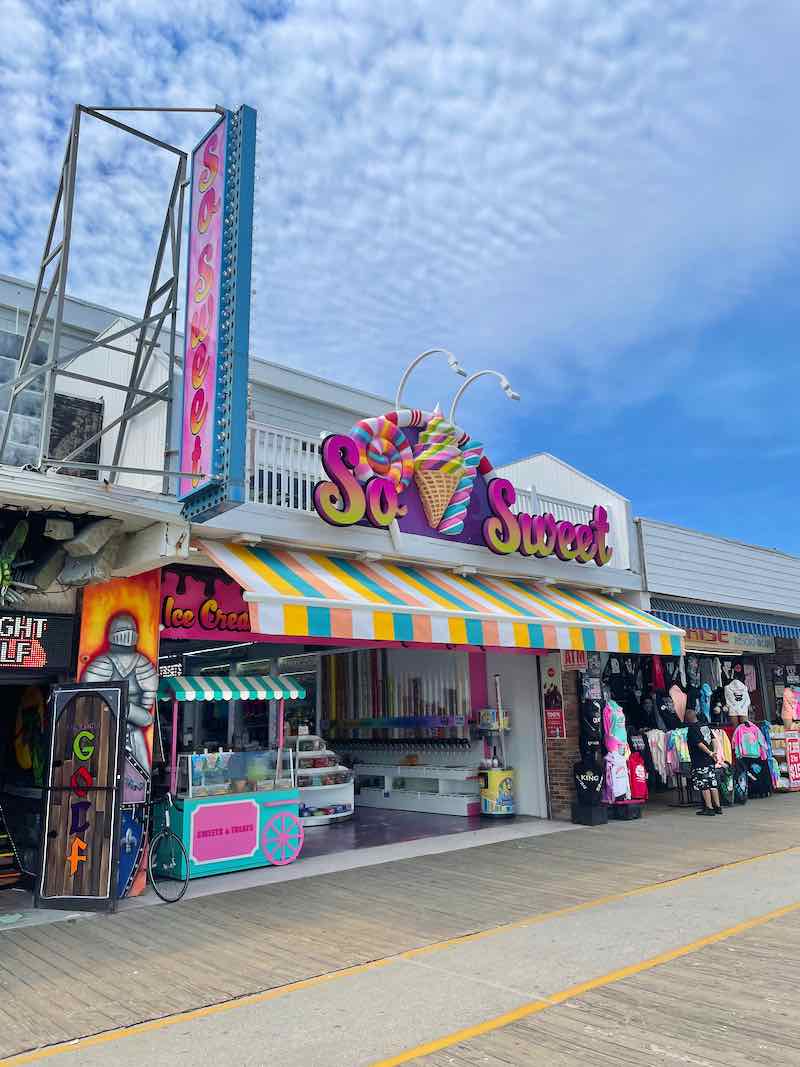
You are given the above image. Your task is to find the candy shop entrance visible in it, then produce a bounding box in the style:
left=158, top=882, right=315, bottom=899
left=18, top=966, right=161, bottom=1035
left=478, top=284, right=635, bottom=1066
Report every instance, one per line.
left=156, top=633, right=551, bottom=864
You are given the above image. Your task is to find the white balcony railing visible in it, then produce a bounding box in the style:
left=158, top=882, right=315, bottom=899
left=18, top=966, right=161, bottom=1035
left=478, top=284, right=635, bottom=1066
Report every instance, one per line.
left=245, top=421, right=595, bottom=526
left=246, top=422, right=321, bottom=512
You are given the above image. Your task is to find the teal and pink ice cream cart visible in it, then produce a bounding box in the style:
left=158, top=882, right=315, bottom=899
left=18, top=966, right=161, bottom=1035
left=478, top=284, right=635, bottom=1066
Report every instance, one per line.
left=155, top=673, right=306, bottom=878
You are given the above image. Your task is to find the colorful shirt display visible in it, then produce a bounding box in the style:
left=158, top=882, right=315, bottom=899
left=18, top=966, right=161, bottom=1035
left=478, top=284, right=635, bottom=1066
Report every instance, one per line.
left=725, top=680, right=751, bottom=720
left=628, top=752, right=648, bottom=801
left=732, top=722, right=767, bottom=760
left=603, top=751, right=631, bottom=802
left=669, top=684, right=687, bottom=722
left=645, top=729, right=667, bottom=783
left=602, top=700, right=629, bottom=757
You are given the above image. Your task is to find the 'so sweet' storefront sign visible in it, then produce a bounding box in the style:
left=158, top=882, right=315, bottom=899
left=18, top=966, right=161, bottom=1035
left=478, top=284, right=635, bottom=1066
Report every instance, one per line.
left=312, top=408, right=613, bottom=567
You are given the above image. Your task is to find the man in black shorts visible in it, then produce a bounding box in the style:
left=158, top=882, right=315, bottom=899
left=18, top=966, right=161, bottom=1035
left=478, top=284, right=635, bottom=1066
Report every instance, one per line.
left=686, top=708, right=722, bottom=815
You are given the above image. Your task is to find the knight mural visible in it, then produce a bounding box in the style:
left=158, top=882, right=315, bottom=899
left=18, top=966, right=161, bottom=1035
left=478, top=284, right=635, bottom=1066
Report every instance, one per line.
left=82, top=612, right=158, bottom=771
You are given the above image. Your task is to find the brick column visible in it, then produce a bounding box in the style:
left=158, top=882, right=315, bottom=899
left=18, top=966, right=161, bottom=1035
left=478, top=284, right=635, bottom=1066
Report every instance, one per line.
left=545, top=666, right=581, bottom=819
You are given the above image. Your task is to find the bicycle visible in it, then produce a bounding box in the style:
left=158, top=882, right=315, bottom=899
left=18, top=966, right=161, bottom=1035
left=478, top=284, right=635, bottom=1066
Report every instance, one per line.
left=147, top=787, right=190, bottom=904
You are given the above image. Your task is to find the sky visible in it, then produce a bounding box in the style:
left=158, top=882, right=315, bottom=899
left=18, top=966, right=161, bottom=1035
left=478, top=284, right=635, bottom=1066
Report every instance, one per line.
left=1, top=0, right=799, bottom=552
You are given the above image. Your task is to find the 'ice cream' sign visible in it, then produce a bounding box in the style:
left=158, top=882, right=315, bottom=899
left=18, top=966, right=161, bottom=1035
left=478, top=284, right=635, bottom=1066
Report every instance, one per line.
left=313, top=409, right=613, bottom=567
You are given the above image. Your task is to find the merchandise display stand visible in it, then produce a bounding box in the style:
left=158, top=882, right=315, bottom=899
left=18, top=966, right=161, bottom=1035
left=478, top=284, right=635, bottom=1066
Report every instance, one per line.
left=290, top=736, right=354, bottom=825
left=353, top=762, right=481, bottom=816
left=769, top=725, right=800, bottom=791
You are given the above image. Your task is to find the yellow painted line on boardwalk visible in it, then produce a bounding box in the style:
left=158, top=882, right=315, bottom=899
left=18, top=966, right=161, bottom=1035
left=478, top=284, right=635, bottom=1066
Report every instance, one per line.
left=2, top=843, right=799, bottom=1065
left=371, top=899, right=800, bottom=1066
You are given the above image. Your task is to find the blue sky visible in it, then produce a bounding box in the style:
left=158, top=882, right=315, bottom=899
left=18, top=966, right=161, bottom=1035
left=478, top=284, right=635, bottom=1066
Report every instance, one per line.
left=1, top=1, right=799, bottom=551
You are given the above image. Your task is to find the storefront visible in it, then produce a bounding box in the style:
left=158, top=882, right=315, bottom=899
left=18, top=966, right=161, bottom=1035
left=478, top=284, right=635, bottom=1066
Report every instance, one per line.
left=0, top=607, right=77, bottom=899
left=134, top=381, right=680, bottom=860
left=638, top=517, right=800, bottom=800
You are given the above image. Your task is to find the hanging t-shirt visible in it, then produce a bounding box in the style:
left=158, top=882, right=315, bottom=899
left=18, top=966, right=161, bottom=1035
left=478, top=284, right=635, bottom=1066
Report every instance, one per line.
left=580, top=700, right=603, bottom=742
left=743, top=663, right=758, bottom=693
left=732, top=722, right=766, bottom=759
left=783, top=687, right=800, bottom=725
left=712, top=728, right=732, bottom=765
left=710, top=686, right=726, bottom=725
left=700, top=656, right=722, bottom=690
left=657, top=695, right=681, bottom=731
left=720, top=660, right=736, bottom=686
left=645, top=729, right=667, bottom=783
left=628, top=752, right=648, bottom=802
left=573, top=759, right=604, bottom=806
left=602, top=657, right=628, bottom=703
left=629, top=731, right=656, bottom=778
left=686, top=655, right=701, bottom=688
left=699, top=683, right=712, bottom=721
left=669, top=684, right=688, bottom=723
left=725, top=680, right=751, bottom=720
left=603, top=700, right=629, bottom=756
left=651, top=655, right=666, bottom=693
left=603, top=751, right=630, bottom=802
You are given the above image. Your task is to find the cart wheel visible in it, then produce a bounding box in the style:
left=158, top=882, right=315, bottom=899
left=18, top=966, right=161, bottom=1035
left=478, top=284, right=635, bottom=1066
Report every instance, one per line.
left=261, top=812, right=304, bottom=866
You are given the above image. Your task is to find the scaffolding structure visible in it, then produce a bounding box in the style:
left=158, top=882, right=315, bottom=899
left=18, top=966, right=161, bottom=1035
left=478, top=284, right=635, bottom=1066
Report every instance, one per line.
left=0, top=104, right=222, bottom=492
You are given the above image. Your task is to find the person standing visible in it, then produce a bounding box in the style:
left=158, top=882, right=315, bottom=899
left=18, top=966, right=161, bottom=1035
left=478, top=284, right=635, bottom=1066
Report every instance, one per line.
left=686, top=708, right=723, bottom=815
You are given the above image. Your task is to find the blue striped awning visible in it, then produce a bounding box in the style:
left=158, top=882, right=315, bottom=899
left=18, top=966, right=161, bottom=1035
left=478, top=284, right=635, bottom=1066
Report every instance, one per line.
left=650, top=598, right=800, bottom=639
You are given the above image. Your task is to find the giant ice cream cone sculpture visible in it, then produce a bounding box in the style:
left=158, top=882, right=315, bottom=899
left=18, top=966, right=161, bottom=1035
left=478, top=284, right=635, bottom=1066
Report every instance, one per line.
left=413, top=414, right=465, bottom=530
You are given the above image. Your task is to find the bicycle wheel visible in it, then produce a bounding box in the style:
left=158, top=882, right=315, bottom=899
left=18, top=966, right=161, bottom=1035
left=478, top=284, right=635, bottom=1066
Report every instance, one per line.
left=148, top=829, right=190, bottom=903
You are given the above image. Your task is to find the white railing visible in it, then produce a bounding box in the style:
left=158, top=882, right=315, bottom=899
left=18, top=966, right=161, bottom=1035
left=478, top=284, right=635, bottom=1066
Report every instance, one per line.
left=245, top=421, right=595, bottom=525
left=246, top=422, right=321, bottom=512
left=537, top=492, right=594, bottom=526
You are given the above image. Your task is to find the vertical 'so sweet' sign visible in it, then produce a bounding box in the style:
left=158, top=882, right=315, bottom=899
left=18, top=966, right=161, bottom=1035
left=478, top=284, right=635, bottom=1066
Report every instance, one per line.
left=180, top=118, right=227, bottom=497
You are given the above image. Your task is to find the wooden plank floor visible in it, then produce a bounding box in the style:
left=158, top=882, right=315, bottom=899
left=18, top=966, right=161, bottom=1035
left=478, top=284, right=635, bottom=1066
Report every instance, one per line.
left=413, top=911, right=800, bottom=1066
left=0, top=796, right=797, bottom=1058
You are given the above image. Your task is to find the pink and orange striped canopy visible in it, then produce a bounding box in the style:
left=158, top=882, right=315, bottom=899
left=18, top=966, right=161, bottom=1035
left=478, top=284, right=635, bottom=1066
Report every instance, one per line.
left=199, top=541, right=683, bottom=655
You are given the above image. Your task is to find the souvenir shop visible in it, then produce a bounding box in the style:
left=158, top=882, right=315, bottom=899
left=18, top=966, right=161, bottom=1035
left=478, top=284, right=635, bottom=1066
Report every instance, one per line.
left=571, top=630, right=789, bottom=819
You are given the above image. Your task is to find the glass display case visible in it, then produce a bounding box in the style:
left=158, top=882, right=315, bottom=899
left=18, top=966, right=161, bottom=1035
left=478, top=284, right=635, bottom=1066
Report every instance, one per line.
left=177, top=749, right=295, bottom=798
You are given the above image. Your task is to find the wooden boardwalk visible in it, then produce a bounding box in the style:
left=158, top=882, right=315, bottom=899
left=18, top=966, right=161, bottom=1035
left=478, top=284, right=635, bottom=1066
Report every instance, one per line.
left=1, top=796, right=798, bottom=1059
left=413, top=910, right=800, bottom=1066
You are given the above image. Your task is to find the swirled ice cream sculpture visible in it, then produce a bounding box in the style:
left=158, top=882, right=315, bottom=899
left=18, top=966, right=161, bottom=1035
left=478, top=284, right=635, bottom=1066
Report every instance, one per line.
left=349, top=409, right=493, bottom=535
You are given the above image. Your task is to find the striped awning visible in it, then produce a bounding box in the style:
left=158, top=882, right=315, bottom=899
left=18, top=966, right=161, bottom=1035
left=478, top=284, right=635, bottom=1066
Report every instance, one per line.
left=200, top=542, right=683, bottom=655
left=158, top=674, right=306, bottom=702
left=650, top=597, right=800, bottom=639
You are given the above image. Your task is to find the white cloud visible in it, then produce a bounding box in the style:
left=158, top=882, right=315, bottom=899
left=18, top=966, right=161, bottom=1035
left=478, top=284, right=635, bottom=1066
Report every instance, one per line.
left=1, top=0, right=799, bottom=442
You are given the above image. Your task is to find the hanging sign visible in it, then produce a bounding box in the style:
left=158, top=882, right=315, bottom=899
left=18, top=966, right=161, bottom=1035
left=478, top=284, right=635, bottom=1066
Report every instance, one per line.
left=545, top=706, right=567, bottom=739
left=684, top=629, right=775, bottom=655
left=313, top=411, right=613, bottom=566
left=36, top=683, right=127, bottom=912
left=180, top=105, right=257, bottom=521
left=786, top=732, right=800, bottom=790
left=161, top=567, right=251, bottom=640
left=561, top=650, right=588, bottom=672
left=541, top=654, right=567, bottom=739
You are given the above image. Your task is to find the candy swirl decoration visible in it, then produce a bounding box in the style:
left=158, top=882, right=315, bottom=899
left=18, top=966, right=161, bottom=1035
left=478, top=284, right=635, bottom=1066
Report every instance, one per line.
left=438, top=436, right=485, bottom=536
left=349, top=410, right=426, bottom=493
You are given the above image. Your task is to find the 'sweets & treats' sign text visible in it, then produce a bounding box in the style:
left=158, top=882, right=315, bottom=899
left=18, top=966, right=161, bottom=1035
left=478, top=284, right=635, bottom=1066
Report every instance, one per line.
left=312, top=409, right=613, bottom=567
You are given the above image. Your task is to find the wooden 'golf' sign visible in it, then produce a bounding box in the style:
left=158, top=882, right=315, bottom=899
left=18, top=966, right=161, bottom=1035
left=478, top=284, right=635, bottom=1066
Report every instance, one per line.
left=37, top=683, right=127, bottom=912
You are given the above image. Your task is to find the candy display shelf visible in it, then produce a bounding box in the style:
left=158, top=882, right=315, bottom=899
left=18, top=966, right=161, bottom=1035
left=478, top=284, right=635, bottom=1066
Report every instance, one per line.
left=352, top=763, right=481, bottom=817
left=290, top=736, right=354, bottom=826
